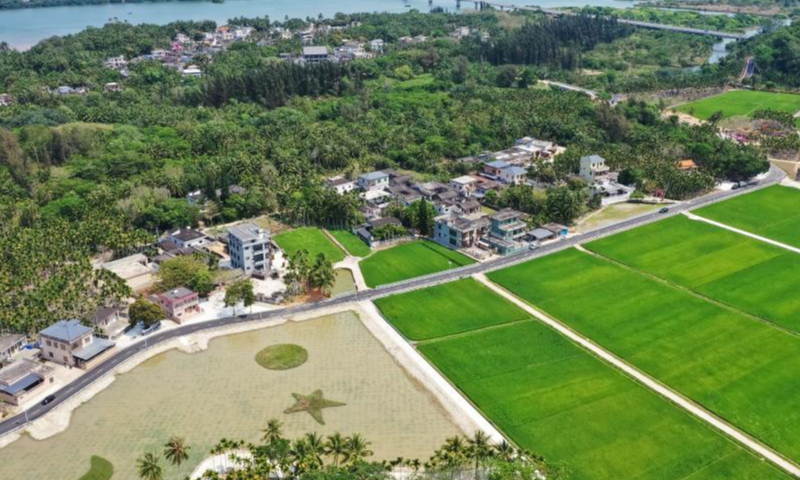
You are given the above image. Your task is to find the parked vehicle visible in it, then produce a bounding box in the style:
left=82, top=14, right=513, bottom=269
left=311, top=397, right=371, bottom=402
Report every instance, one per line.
left=41, top=395, right=56, bottom=405
left=659, top=207, right=669, bottom=214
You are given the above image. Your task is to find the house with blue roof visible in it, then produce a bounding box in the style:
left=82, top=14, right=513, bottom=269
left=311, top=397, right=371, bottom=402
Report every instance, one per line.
left=0, top=358, right=55, bottom=406
left=357, top=171, right=390, bottom=191
left=40, top=319, right=115, bottom=369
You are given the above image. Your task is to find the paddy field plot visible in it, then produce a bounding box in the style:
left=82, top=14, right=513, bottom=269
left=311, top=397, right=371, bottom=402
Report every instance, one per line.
left=329, top=229, right=371, bottom=257
left=488, top=248, right=800, bottom=465
left=676, top=90, right=800, bottom=120
left=417, top=316, right=787, bottom=480
left=374, top=278, right=529, bottom=341
left=360, top=241, right=474, bottom=287
left=694, top=185, right=800, bottom=249
left=586, top=214, right=800, bottom=333
left=274, top=227, right=345, bottom=262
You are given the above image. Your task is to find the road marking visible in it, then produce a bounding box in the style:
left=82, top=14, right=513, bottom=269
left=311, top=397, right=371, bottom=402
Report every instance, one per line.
left=684, top=211, right=800, bottom=255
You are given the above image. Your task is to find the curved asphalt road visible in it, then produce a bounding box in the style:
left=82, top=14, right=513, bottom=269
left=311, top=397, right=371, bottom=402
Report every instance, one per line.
left=0, top=167, right=784, bottom=437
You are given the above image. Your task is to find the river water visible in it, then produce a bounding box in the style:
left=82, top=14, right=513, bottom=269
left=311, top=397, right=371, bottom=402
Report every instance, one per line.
left=0, top=0, right=636, bottom=49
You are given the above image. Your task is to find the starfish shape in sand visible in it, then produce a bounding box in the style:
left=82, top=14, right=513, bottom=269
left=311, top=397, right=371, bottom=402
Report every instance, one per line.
left=283, top=390, right=345, bottom=425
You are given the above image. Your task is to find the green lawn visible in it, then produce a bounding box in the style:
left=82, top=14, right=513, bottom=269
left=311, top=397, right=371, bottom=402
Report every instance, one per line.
left=375, top=278, right=529, bottom=341
left=420, top=322, right=787, bottom=480
left=676, top=90, right=800, bottom=120
left=78, top=456, right=113, bottom=480
left=695, top=185, right=800, bottom=249
left=329, top=229, right=371, bottom=257
left=586, top=215, right=800, bottom=333
left=359, top=241, right=474, bottom=287
left=274, top=227, right=345, bottom=263
left=488, top=248, right=800, bottom=465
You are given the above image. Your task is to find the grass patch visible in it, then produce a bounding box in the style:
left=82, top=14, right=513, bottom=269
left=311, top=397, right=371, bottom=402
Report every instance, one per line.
left=586, top=215, right=800, bottom=333
left=359, top=241, right=474, bottom=287
left=329, top=230, right=371, bottom=257
left=78, top=456, right=113, bottom=480
left=420, top=321, right=787, bottom=480
left=274, top=227, right=345, bottom=263
left=375, top=278, right=528, bottom=341
left=676, top=90, right=800, bottom=120
left=695, top=185, right=800, bottom=249
left=488, top=248, right=800, bottom=465
left=256, top=344, right=308, bottom=370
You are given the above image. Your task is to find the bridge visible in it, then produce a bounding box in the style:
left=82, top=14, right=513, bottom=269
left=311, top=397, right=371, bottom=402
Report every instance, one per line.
left=451, top=1, right=747, bottom=40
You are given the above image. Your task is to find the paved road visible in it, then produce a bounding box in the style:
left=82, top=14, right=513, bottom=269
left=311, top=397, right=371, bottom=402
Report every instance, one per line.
left=0, top=167, right=784, bottom=437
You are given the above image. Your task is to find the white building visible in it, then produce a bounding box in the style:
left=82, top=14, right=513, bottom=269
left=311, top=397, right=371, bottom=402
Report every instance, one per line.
left=498, top=166, right=528, bottom=185
left=370, top=39, right=384, bottom=53
left=181, top=66, right=203, bottom=78
left=357, top=171, right=390, bottom=191
left=228, top=222, right=272, bottom=273
left=449, top=175, right=478, bottom=195
left=302, top=46, right=331, bottom=63
left=105, top=55, right=127, bottom=69
left=327, top=176, right=356, bottom=195
left=579, top=155, right=610, bottom=184
left=167, top=228, right=209, bottom=249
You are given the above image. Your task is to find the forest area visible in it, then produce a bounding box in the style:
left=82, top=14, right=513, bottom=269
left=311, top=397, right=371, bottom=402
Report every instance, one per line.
left=0, top=9, right=775, bottom=334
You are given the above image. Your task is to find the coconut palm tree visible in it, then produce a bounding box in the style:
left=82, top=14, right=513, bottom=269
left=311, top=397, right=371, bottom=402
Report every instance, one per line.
left=137, top=452, right=163, bottom=480
left=343, top=433, right=373, bottom=466
left=304, top=432, right=326, bottom=468
left=262, top=418, right=284, bottom=445
left=468, top=431, right=494, bottom=474
left=494, top=440, right=516, bottom=462
left=163, top=436, right=191, bottom=475
left=325, top=432, right=347, bottom=467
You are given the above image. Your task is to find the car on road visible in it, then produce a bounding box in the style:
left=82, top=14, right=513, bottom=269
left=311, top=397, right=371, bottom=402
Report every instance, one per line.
left=41, top=394, right=55, bottom=405
left=659, top=207, right=669, bottom=214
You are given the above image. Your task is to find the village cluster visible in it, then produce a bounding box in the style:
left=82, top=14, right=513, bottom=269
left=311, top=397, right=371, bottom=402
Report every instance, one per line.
left=332, top=137, right=636, bottom=256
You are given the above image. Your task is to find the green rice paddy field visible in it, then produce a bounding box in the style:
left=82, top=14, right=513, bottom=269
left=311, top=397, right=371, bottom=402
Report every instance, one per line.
left=695, top=185, right=800, bottom=249
left=360, top=241, right=474, bottom=287
left=274, top=227, right=345, bottom=263
left=488, top=248, right=800, bottom=465
left=379, top=281, right=787, bottom=480
left=329, top=229, right=371, bottom=257
left=586, top=215, right=800, bottom=333
left=676, top=90, right=800, bottom=120
left=374, top=278, right=528, bottom=341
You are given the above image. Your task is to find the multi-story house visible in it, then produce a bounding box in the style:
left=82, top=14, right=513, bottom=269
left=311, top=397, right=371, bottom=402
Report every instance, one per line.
left=357, top=171, right=390, bottom=191
left=579, top=155, right=610, bottom=184
left=39, top=319, right=115, bottom=369
left=150, top=287, right=200, bottom=323
left=228, top=222, right=272, bottom=273
left=302, top=46, right=331, bottom=63
left=485, top=209, right=529, bottom=256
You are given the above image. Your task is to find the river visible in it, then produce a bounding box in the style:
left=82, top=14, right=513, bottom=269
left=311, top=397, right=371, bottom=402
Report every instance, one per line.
left=0, top=0, right=637, bottom=50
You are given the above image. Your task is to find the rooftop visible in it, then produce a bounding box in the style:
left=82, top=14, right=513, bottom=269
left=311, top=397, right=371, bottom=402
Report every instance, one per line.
left=451, top=175, right=477, bottom=185
left=169, top=228, right=206, bottom=243
left=40, top=319, right=92, bottom=343
left=73, top=338, right=115, bottom=362
left=486, top=160, right=510, bottom=169
left=503, top=166, right=528, bottom=175
left=491, top=209, right=523, bottom=222
left=327, top=177, right=353, bottom=187
left=0, top=333, right=25, bottom=354
left=581, top=154, right=606, bottom=164
left=303, top=46, right=330, bottom=56
left=161, top=287, right=197, bottom=301
left=228, top=222, right=270, bottom=242
left=360, top=171, right=389, bottom=182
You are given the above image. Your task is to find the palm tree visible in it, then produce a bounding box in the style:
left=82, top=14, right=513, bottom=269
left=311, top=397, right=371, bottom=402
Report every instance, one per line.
left=304, top=432, right=326, bottom=468
left=343, top=433, right=373, bottom=466
left=163, top=436, right=191, bottom=475
left=468, top=431, right=494, bottom=474
left=325, top=432, right=347, bottom=467
left=494, top=440, right=515, bottom=462
left=137, top=452, right=163, bottom=480
left=262, top=418, right=284, bottom=445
